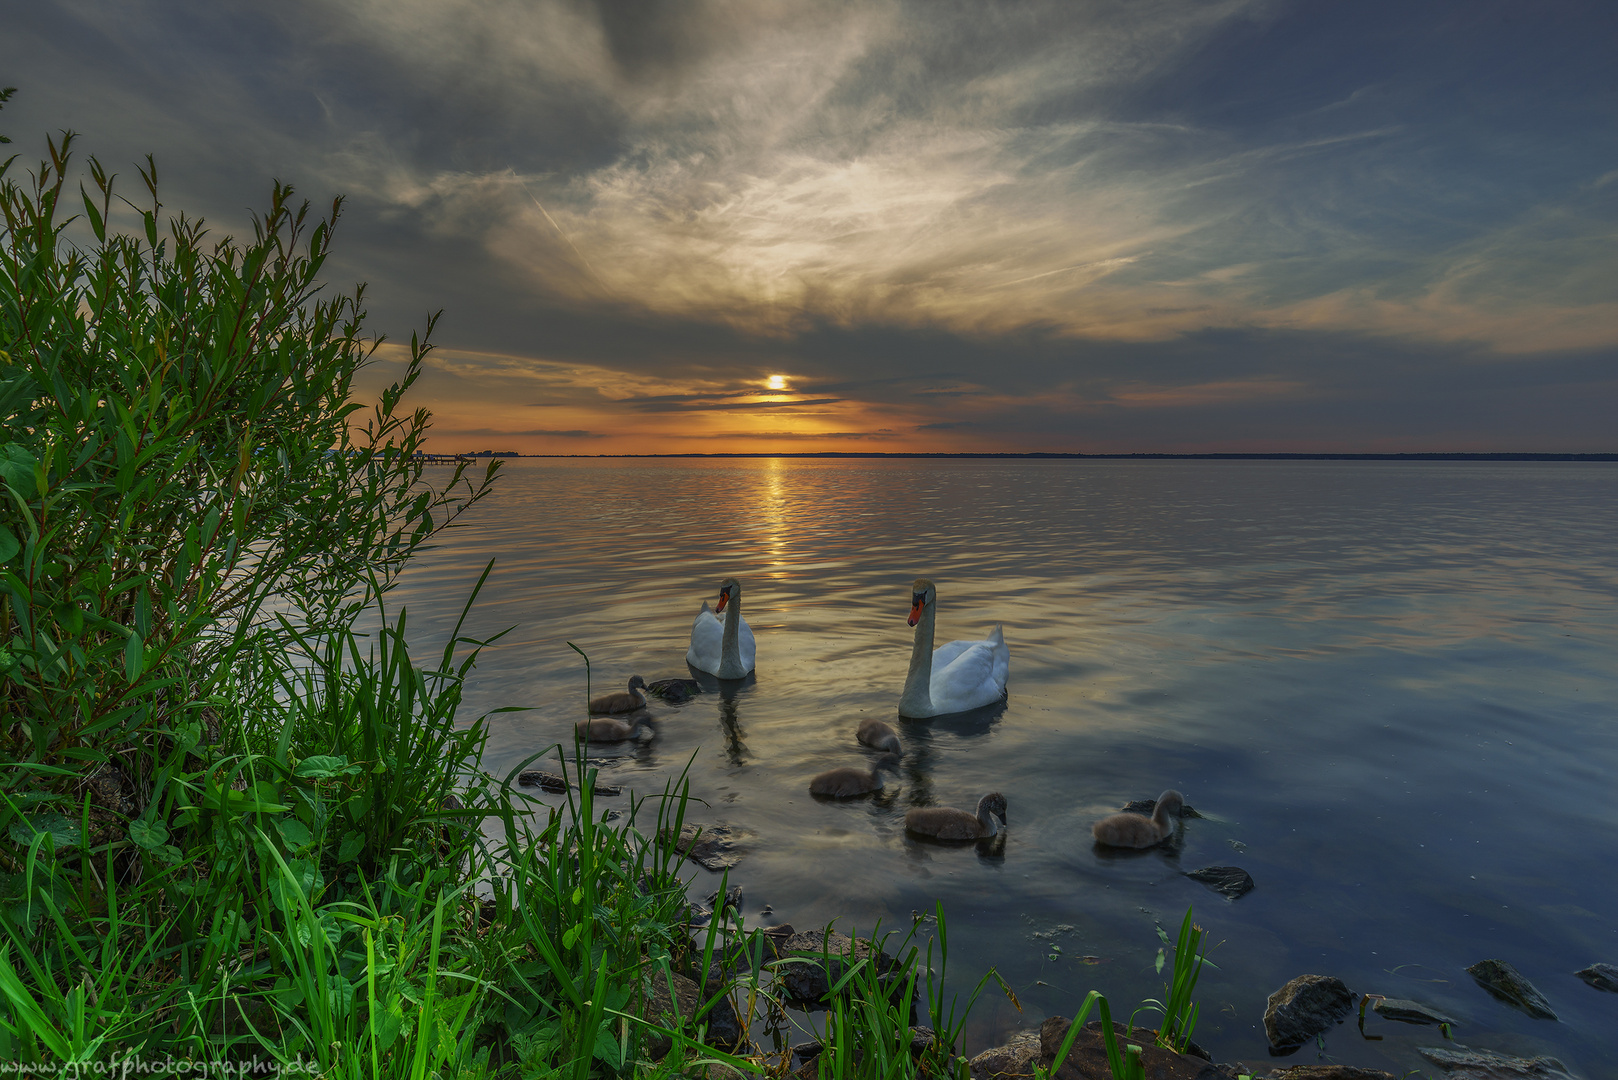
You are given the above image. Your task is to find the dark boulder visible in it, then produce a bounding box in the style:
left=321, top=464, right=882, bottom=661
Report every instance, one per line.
left=1036, top=1017, right=1229, bottom=1080
left=516, top=770, right=621, bottom=796
left=1574, top=961, right=1618, bottom=992
left=969, top=1029, right=1042, bottom=1080
left=1369, top=997, right=1456, bottom=1026
left=1418, top=1045, right=1578, bottom=1079
left=640, top=969, right=743, bottom=1061
left=1266, top=1068, right=1399, bottom=1079
left=1465, top=959, right=1557, bottom=1020
left=1122, top=797, right=1201, bottom=819
left=1184, top=866, right=1254, bottom=900
left=664, top=823, right=747, bottom=870
left=775, top=929, right=896, bottom=1003
left=1263, top=974, right=1354, bottom=1051
left=648, top=678, right=702, bottom=704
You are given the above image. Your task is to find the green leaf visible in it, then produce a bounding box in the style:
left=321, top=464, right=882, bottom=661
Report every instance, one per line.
left=374, top=1000, right=405, bottom=1049
left=128, top=818, right=169, bottom=850
left=276, top=818, right=312, bottom=849
left=8, top=813, right=82, bottom=849
left=292, top=754, right=352, bottom=779
left=1154, top=948, right=1166, bottom=975
left=561, top=924, right=580, bottom=950
left=337, top=830, right=365, bottom=863
left=0, top=524, right=17, bottom=563
left=123, top=628, right=144, bottom=683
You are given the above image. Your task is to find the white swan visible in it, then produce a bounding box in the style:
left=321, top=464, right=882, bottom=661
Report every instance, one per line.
left=686, top=577, right=756, bottom=679
left=898, top=578, right=1008, bottom=718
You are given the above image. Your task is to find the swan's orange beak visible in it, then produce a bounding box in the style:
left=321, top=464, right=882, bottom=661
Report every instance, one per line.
left=908, top=598, right=923, bottom=626
left=715, top=591, right=730, bottom=614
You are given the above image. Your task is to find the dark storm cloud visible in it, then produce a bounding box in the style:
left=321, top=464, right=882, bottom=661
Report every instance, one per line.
left=3, top=0, right=1615, bottom=450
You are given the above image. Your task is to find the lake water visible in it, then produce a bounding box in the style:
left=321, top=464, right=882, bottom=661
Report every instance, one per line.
left=387, top=457, right=1618, bottom=1073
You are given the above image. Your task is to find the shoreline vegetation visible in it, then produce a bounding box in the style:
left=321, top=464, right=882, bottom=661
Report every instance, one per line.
left=0, top=103, right=1232, bottom=1080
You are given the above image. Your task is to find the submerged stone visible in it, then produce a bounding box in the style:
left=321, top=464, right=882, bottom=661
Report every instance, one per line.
left=1370, top=996, right=1457, bottom=1026
left=664, top=822, right=747, bottom=870
left=1264, top=974, right=1354, bottom=1051
left=1036, top=1017, right=1226, bottom=1080
left=1418, top=1045, right=1578, bottom=1079
left=1574, top=961, right=1618, bottom=992
left=515, top=769, right=621, bottom=795
left=639, top=969, right=743, bottom=1060
left=776, top=929, right=895, bottom=1003
left=1121, top=797, right=1201, bottom=818
left=647, top=677, right=702, bottom=703
left=1465, top=959, right=1557, bottom=1020
left=1184, top=865, right=1254, bottom=900
left=969, top=1029, right=1042, bottom=1080
left=1267, top=1069, right=1399, bottom=1080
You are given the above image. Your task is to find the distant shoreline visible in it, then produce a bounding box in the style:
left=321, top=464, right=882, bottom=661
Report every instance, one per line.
left=447, top=451, right=1618, bottom=461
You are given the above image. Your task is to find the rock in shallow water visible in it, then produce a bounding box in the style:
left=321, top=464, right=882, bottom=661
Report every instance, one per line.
left=1465, top=959, right=1557, bottom=1020
left=1574, top=961, right=1618, bottom=992
left=1265, top=1069, right=1397, bottom=1079
left=969, top=1029, right=1042, bottom=1080
left=1036, top=1017, right=1225, bottom=1080
left=1370, top=996, right=1457, bottom=1026
left=647, top=677, right=701, bottom=703
left=516, top=769, right=621, bottom=795
left=776, top=929, right=896, bottom=1003
left=1264, top=974, right=1354, bottom=1051
left=1184, top=865, right=1254, bottom=900
left=663, top=823, right=747, bottom=870
left=1121, top=797, right=1201, bottom=818
left=639, top=969, right=742, bottom=1060
left=1418, top=1045, right=1578, bottom=1079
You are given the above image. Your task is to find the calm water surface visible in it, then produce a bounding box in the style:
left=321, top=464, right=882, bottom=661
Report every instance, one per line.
left=388, top=458, right=1618, bottom=1073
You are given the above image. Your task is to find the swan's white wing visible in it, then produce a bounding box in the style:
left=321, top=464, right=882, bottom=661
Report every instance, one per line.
left=931, top=638, right=976, bottom=670
left=987, top=624, right=1009, bottom=687
left=733, top=612, right=757, bottom=673
left=686, top=602, right=724, bottom=672
left=930, top=640, right=1004, bottom=712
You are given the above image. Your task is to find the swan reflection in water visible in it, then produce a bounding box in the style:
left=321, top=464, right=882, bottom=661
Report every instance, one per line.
left=686, top=667, right=757, bottom=766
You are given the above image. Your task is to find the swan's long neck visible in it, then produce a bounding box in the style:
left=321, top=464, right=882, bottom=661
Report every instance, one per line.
left=899, top=601, right=936, bottom=715
left=977, top=799, right=1000, bottom=837
left=718, top=592, right=745, bottom=678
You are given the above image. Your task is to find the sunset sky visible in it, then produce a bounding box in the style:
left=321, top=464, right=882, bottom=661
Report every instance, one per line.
left=4, top=1, right=1616, bottom=453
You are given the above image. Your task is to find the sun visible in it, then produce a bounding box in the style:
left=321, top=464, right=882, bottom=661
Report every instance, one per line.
left=766, top=375, right=787, bottom=391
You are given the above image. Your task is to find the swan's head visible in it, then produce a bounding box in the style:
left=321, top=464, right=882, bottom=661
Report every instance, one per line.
left=979, top=791, right=1008, bottom=825
left=1155, top=789, right=1184, bottom=820
left=715, top=577, right=741, bottom=613
left=908, top=578, right=936, bottom=626
left=628, top=675, right=647, bottom=691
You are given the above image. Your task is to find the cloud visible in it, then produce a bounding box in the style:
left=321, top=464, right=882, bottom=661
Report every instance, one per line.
left=5, top=0, right=1616, bottom=452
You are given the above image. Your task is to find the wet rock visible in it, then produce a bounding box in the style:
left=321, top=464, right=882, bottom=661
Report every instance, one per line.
left=1264, top=974, right=1354, bottom=1051
left=705, top=884, right=744, bottom=915
left=647, top=678, right=702, bottom=704
left=1037, top=1017, right=1227, bottom=1080
left=776, top=929, right=896, bottom=1003
left=792, top=1028, right=936, bottom=1077
left=1184, top=866, right=1254, bottom=900
left=516, top=770, right=622, bottom=796
left=1465, top=959, right=1557, bottom=1020
left=969, top=1029, right=1042, bottom=1080
left=640, top=969, right=743, bottom=1060
left=1122, top=797, right=1201, bottom=819
left=1265, top=1068, right=1398, bottom=1080
left=664, top=823, right=747, bottom=870
left=1418, top=1045, right=1579, bottom=1079
left=1574, top=962, right=1618, bottom=992
left=1368, top=996, right=1456, bottom=1026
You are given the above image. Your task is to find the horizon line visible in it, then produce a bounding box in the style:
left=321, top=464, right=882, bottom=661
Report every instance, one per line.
left=433, top=451, right=1618, bottom=461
